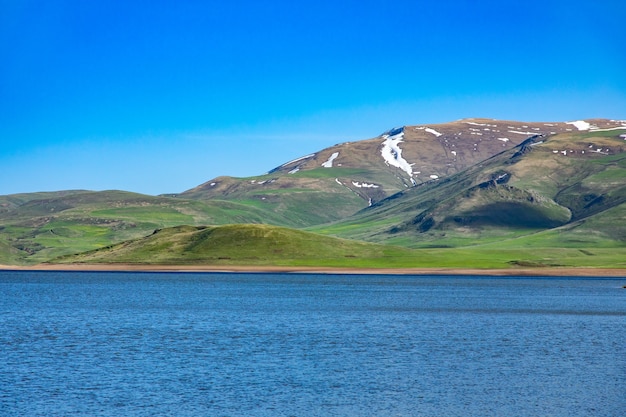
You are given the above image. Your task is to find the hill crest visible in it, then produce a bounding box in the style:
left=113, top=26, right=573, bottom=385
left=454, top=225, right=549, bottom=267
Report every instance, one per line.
left=1, top=117, right=624, bottom=266
left=177, top=118, right=626, bottom=225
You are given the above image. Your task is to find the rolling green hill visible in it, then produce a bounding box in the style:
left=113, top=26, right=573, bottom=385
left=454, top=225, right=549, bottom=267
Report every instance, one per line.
left=2, top=118, right=625, bottom=268
left=51, top=224, right=420, bottom=268
left=312, top=129, right=626, bottom=251
left=52, top=223, right=626, bottom=269
left=0, top=190, right=292, bottom=264
left=176, top=119, right=623, bottom=225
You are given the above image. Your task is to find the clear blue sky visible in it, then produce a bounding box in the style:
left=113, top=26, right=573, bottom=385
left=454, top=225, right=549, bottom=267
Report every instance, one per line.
left=1, top=0, right=624, bottom=195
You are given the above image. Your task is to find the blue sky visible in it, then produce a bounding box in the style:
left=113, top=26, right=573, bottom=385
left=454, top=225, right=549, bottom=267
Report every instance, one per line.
left=1, top=0, right=624, bottom=195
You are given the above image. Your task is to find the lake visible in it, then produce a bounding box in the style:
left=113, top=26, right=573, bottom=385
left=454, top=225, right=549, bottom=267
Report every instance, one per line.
left=1, top=271, right=624, bottom=416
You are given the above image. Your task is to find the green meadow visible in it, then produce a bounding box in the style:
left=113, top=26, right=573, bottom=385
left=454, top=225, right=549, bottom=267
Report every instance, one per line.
left=2, top=128, right=625, bottom=270
left=52, top=224, right=626, bottom=270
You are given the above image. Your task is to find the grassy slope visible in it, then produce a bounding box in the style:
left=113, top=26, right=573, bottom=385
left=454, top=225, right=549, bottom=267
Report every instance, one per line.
left=176, top=119, right=571, bottom=225
left=311, top=130, right=626, bottom=252
left=177, top=168, right=374, bottom=226
left=0, top=190, right=89, bottom=211
left=52, top=224, right=419, bottom=267
left=0, top=239, right=20, bottom=265
left=52, top=223, right=626, bottom=269
left=3, top=127, right=625, bottom=270
left=0, top=190, right=299, bottom=265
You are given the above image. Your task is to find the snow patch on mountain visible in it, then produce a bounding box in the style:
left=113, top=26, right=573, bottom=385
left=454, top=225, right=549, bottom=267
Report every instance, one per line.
left=321, top=152, right=339, bottom=168
left=281, top=154, right=315, bottom=167
left=381, top=129, right=415, bottom=180
left=466, top=121, right=498, bottom=127
left=567, top=120, right=591, bottom=131
left=352, top=181, right=379, bottom=188
left=508, top=130, right=536, bottom=135
left=416, top=126, right=443, bottom=137
left=425, top=128, right=442, bottom=137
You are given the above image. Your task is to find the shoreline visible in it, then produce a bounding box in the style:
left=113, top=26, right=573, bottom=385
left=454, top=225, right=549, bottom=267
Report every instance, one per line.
left=1, top=263, right=624, bottom=277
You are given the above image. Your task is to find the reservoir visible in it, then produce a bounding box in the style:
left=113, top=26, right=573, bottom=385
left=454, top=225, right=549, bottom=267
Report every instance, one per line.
left=1, top=271, right=624, bottom=416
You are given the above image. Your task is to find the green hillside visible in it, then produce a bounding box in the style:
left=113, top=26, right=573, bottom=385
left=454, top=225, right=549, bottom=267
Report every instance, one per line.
left=52, top=223, right=626, bottom=269
left=312, top=129, right=626, bottom=250
left=176, top=119, right=608, bottom=226
left=0, top=190, right=291, bottom=265
left=173, top=169, right=368, bottom=227
left=2, top=119, right=625, bottom=269
left=52, top=224, right=419, bottom=268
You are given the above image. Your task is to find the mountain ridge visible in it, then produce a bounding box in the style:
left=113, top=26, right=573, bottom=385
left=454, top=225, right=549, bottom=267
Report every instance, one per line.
left=1, top=117, right=624, bottom=267
left=178, top=118, right=625, bottom=214
left=311, top=127, right=625, bottom=250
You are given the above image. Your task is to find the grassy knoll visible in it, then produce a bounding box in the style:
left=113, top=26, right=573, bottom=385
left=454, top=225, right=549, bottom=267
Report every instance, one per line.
left=53, top=224, right=417, bottom=266
left=4, top=127, right=625, bottom=269
left=0, top=239, right=20, bottom=265
left=0, top=190, right=305, bottom=265
left=51, top=224, right=626, bottom=270
left=179, top=170, right=374, bottom=226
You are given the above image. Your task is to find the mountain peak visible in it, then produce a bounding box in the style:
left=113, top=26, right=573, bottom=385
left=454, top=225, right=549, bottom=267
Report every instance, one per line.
left=181, top=118, right=626, bottom=211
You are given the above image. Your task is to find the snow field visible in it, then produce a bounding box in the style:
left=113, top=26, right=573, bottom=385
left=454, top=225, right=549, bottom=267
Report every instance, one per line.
left=321, top=152, right=339, bottom=168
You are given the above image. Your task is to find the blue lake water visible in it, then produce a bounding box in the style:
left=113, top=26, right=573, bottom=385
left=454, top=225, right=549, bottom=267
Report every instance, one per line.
left=1, top=271, right=624, bottom=416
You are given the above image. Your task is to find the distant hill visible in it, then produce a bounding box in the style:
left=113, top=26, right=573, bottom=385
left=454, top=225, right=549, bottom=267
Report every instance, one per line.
left=312, top=128, right=626, bottom=250
left=1, top=117, right=625, bottom=267
left=51, top=224, right=418, bottom=268
left=0, top=190, right=289, bottom=264
left=176, top=118, right=625, bottom=225
left=52, top=223, right=626, bottom=270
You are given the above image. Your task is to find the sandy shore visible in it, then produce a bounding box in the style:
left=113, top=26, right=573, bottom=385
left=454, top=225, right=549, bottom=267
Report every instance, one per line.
left=0, top=263, right=624, bottom=277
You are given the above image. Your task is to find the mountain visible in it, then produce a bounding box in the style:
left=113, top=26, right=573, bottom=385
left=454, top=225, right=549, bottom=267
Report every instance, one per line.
left=312, top=127, right=626, bottom=250
left=1, top=117, right=625, bottom=267
left=175, top=118, right=625, bottom=226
